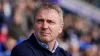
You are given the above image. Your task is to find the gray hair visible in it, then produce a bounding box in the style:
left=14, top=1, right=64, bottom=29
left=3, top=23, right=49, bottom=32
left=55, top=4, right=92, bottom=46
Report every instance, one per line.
left=34, top=2, right=64, bottom=24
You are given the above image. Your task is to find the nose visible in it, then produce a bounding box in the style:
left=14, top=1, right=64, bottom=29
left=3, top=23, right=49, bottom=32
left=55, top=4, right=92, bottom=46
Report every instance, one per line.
left=42, top=21, right=48, bottom=29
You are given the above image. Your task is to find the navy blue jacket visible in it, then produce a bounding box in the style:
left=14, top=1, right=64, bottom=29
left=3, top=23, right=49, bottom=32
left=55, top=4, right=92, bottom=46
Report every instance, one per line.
left=11, top=34, right=71, bottom=56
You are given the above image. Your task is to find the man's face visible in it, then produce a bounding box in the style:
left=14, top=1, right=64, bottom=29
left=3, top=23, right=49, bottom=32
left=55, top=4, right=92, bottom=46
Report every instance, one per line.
left=34, top=8, right=63, bottom=43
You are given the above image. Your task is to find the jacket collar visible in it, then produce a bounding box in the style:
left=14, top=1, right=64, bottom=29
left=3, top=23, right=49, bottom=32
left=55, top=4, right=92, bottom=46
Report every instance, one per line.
left=28, top=33, right=59, bottom=53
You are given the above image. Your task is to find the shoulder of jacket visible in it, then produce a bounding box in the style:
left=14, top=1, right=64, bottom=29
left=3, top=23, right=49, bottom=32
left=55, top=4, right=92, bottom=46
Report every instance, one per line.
left=11, top=40, right=35, bottom=56
left=58, top=47, right=72, bottom=56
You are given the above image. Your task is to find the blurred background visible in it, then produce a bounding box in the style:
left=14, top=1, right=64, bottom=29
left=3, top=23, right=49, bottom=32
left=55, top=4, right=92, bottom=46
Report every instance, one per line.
left=0, top=0, right=100, bottom=56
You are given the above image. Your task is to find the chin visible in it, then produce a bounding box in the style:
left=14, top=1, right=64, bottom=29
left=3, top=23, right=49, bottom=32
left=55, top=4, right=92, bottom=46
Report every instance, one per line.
left=39, top=36, right=52, bottom=43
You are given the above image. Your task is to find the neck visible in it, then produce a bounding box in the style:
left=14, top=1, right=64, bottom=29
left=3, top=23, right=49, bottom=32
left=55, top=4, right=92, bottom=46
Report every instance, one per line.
left=33, top=33, right=56, bottom=52
left=45, top=40, right=55, bottom=52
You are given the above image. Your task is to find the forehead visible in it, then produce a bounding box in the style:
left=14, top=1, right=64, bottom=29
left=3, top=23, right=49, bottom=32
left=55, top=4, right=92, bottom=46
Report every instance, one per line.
left=35, top=8, right=60, bottom=19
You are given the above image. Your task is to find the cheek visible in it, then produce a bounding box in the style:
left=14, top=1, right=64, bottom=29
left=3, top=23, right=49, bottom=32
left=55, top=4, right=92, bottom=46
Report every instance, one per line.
left=34, top=24, right=42, bottom=31
left=55, top=25, right=62, bottom=32
left=51, top=26, right=61, bottom=35
left=51, top=29, right=60, bottom=39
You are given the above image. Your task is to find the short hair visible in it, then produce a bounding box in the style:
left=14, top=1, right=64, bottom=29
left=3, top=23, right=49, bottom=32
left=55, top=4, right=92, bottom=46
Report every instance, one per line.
left=34, top=2, right=64, bottom=24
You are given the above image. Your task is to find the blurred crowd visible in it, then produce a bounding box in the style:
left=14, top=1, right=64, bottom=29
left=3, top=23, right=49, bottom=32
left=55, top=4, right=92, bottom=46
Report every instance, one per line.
left=0, top=0, right=100, bottom=56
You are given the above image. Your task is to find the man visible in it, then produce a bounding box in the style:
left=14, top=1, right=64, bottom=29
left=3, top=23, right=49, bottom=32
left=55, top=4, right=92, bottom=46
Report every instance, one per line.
left=11, top=3, right=72, bottom=56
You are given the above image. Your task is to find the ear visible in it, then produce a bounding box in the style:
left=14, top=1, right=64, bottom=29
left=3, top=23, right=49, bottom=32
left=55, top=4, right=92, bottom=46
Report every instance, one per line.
left=59, top=24, right=64, bottom=33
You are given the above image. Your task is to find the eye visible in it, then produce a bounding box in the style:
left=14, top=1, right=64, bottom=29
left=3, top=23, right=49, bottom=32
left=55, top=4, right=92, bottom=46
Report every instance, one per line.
left=36, top=19, right=44, bottom=23
left=47, top=20, right=55, bottom=24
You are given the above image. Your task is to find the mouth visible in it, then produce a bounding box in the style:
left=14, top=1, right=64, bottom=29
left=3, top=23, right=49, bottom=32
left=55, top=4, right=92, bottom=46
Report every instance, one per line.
left=40, top=32, right=50, bottom=36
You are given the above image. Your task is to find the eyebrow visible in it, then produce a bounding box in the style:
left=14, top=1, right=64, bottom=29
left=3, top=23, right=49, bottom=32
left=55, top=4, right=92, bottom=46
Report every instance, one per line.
left=35, top=18, right=56, bottom=23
